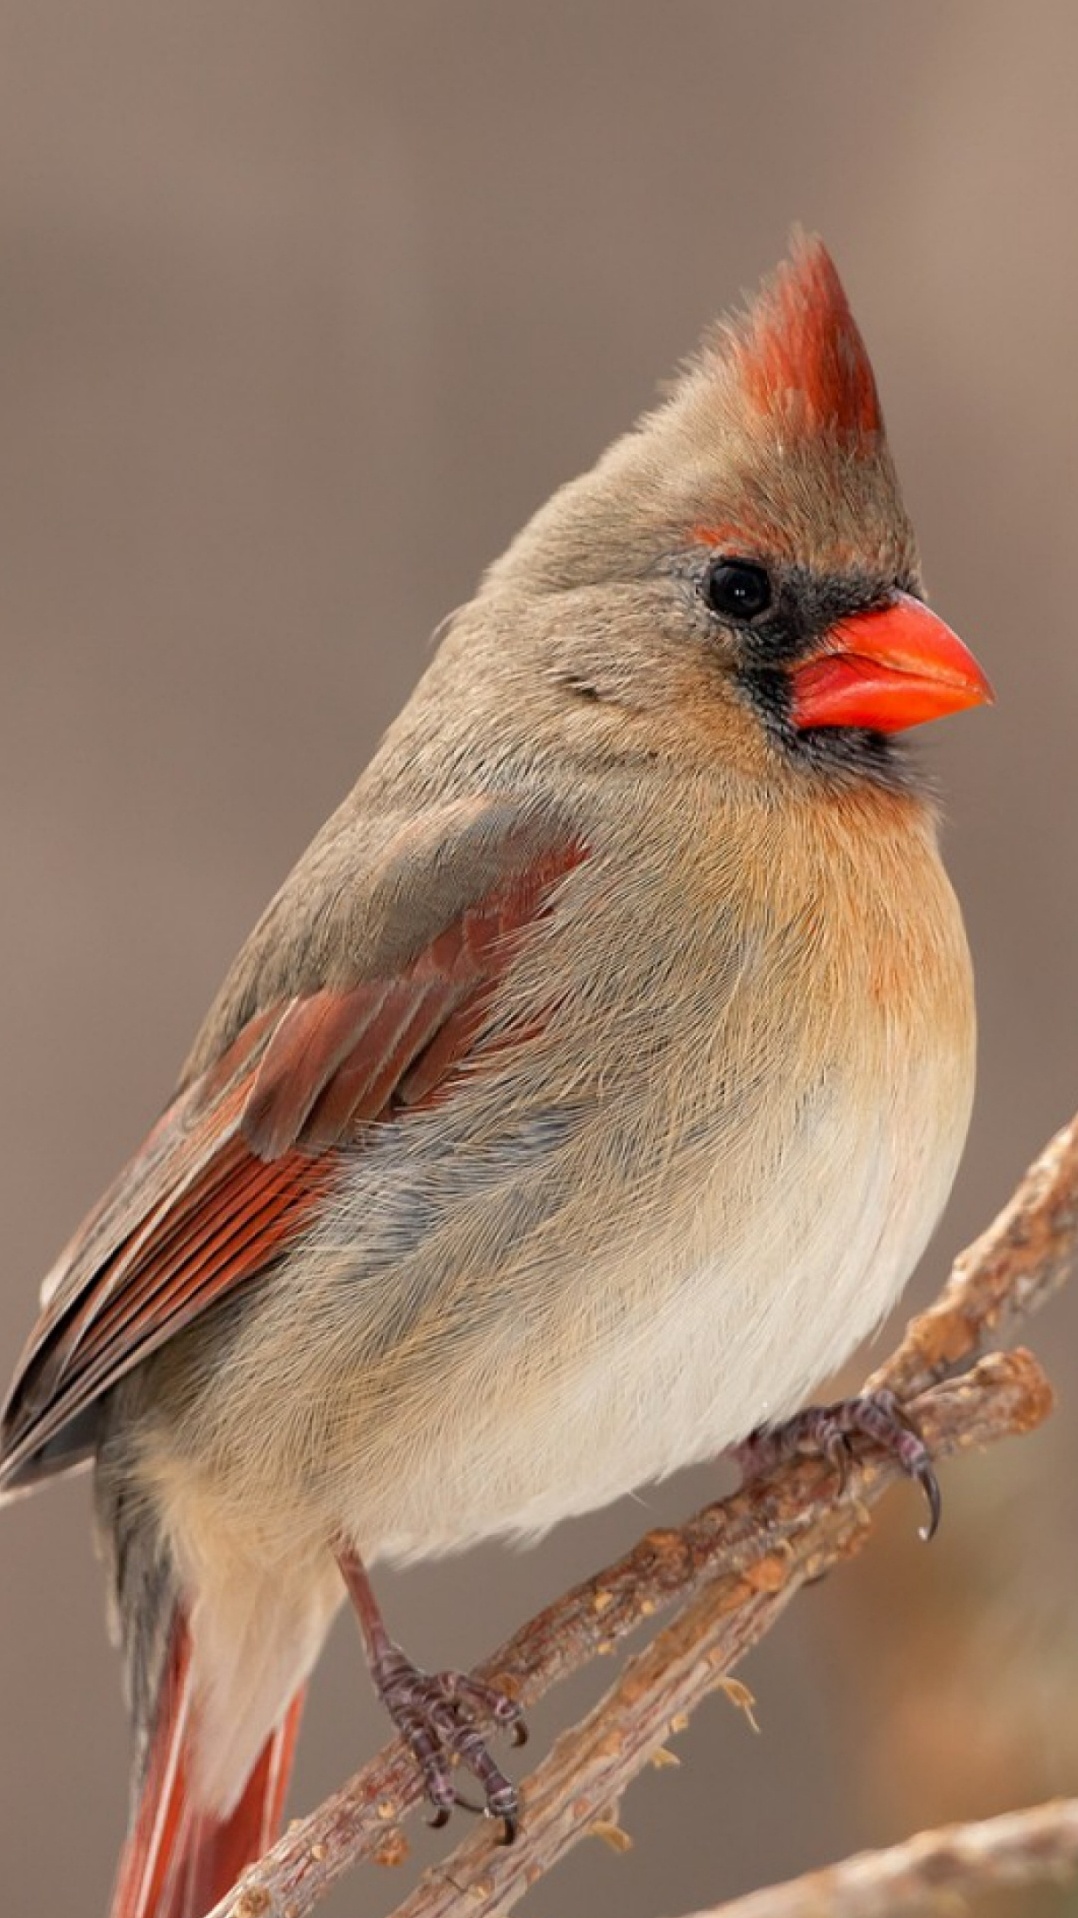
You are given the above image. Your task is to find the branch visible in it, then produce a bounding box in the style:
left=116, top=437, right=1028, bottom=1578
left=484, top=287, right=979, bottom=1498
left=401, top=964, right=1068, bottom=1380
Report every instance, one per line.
left=383, top=1354, right=1048, bottom=1918
left=868, top=1109, right=1078, bottom=1400
left=682, top=1797, right=1078, bottom=1918
left=211, top=1111, right=1078, bottom=1918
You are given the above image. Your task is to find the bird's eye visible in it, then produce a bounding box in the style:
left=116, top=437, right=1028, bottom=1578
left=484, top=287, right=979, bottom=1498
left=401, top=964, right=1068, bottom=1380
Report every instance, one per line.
left=701, top=559, right=773, bottom=622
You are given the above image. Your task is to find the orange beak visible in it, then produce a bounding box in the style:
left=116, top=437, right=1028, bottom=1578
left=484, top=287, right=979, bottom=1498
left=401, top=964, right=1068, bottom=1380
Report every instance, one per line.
left=790, top=592, right=994, bottom=733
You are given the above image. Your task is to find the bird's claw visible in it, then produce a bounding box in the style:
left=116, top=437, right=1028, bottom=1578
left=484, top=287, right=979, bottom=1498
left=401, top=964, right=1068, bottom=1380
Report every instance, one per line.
left=370, top=1645, right=526, bottom=1840
left=735, top=1387, right=941, bottom=1539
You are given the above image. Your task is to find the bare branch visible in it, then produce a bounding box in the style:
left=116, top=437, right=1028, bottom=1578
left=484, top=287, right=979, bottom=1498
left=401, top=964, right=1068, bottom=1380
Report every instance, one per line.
left=384, top=1353, right=1049, bottom=1918
left=210, top=1111, right=1077, bottom=1918
left=872, top=1109, right=1078, bottom=1401
left=681, top=1797, right=1078, bottom=1918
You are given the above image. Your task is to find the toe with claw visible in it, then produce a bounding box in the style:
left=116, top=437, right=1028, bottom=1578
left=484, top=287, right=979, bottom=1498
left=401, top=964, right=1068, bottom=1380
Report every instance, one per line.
left=735, top=1388, right=941, bottom=1539
left=372, top=1645, right=527, bottom=1839
left=337, top=1544, right=528, bottom=1840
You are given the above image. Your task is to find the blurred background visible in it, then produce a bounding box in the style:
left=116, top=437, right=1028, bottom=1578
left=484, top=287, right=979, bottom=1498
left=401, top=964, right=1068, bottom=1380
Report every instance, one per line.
left=1, top=3, right=1076, bottom=1913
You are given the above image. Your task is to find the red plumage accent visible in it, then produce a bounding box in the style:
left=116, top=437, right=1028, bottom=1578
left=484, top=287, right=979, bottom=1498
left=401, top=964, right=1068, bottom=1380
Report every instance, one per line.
left=730, top=234, right=882, bottom=445
left=0, top=837, right=585, bottom=1491
left=56, top=1134, right=336, bottom=1380
left=0, top=1105, right=343, bottom=1485
left=243, top=841, right=586, bottom=1154
left=109, top=1615, right=305, bottom=1918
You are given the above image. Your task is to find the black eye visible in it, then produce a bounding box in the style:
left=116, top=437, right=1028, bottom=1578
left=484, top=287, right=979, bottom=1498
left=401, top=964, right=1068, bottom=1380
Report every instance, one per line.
left=702, top=559, right=773, bottom=622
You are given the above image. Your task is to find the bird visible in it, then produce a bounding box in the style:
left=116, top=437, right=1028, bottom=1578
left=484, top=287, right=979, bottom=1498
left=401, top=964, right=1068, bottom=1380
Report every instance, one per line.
left=0, top=235, right=992, bottom=1918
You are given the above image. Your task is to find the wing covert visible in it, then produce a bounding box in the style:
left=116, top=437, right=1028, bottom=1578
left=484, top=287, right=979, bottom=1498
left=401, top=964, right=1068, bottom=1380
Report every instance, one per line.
left=0, top=826, right=585, bottom=1493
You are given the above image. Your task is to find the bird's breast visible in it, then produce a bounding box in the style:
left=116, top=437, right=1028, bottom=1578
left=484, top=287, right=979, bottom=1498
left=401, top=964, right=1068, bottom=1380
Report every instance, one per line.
left=153, top=783, right=976, bottom=1567
left=337, top=789, right=976, bottom=1556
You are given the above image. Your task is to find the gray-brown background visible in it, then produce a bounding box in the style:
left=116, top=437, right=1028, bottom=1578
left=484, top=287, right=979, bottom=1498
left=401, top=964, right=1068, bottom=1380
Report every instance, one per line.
left=2, top=4, right=1076, bottom=1914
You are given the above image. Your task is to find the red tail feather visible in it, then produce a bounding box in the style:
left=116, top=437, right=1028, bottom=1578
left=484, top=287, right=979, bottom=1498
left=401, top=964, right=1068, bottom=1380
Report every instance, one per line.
left=110, top=1616, right=304, bottom=1918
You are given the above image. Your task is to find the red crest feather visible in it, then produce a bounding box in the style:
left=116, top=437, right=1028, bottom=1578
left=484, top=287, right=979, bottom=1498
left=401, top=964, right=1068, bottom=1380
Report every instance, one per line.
left=728, top=235, right=883, bottom=446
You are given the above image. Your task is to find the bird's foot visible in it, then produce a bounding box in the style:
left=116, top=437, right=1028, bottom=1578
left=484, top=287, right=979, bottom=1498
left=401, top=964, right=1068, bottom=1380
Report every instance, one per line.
left=734, top=1388, right=941, bottom=1540
left=370, top=1640, right=528, bottom=1840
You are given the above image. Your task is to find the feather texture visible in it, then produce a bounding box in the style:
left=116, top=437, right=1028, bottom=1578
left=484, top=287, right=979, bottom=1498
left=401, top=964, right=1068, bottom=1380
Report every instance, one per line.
left=0, top=835, right=584, bottom=1492
left=0, top=238, right=986, bottom=1914
left=108, top=1611, right=304, bottom=1918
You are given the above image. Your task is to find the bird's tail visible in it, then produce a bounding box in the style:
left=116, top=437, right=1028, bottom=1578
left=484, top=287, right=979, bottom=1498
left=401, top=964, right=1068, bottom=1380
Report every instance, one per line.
left=109, top=1610, right=305, bottom=1918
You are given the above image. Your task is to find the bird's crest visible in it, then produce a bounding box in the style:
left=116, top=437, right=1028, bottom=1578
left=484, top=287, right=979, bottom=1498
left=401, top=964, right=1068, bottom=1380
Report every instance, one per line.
left=723, top=234, right=883, bottom=449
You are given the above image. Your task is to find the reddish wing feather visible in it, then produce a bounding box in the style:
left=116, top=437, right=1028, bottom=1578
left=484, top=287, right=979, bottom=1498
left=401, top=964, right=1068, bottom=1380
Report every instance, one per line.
left=241, top=841, right=584, bottom=1156
left=0, top=840, right=584, bottom=1491
left=0, top=1104, right=341, bottom=1488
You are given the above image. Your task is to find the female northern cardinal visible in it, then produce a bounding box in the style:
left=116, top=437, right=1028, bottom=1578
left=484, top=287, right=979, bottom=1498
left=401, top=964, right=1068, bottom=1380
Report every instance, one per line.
left=0, top=237, right=991, bottom=1917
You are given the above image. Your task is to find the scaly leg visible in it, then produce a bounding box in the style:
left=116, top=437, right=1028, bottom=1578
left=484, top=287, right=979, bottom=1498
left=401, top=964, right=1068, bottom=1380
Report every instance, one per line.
left=735, top=1388, right=941, bottom=1539
left=337, top=1547, right=527, bottom=1840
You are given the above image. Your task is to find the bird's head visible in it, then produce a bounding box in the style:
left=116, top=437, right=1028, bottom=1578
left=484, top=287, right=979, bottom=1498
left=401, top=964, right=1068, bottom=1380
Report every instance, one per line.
left=485, top=234, right=991, bottom=793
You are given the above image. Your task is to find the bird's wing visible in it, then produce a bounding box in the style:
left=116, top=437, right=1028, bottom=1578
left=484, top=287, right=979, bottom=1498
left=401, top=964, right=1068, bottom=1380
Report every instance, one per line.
left=0, top=813, right=584, bottom=1493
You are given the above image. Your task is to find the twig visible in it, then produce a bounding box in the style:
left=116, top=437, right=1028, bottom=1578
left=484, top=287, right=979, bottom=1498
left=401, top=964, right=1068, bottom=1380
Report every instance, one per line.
left=210, top=1111, right=1078, bottom=1918
left=680, top=1796, right=1078, bottom=1918
left=384, top=1353, right=1049, bottom=1918
left=869, top=1110, right=1078, bottom=1401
